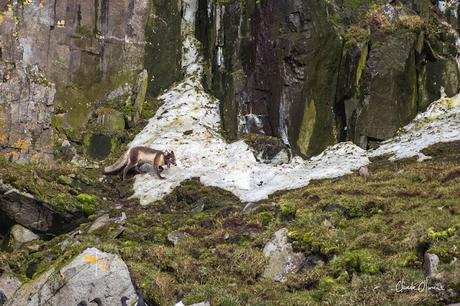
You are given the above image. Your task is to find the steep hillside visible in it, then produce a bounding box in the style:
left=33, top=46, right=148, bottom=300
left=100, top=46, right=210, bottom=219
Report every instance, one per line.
left=1, top=0, right=460, bottom=306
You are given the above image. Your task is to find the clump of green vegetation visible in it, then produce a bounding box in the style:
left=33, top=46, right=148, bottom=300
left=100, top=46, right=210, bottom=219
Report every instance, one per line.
left=76, top=193, right=98, bottom=216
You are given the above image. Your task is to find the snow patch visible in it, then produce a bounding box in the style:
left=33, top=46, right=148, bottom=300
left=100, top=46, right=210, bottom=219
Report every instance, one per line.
left=129, top=0, right=460, bottom=205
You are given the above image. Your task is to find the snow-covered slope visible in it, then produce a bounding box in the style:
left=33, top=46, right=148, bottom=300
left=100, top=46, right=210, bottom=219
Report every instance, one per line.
left=129, top=0, right=460, bottom=205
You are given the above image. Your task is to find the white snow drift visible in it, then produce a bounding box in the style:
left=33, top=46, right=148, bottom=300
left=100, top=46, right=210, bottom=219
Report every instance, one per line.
left=129, top=0, right=460, bottom=205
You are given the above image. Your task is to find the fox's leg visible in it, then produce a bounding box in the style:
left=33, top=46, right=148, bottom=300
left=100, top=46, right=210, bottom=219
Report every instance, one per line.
left=123, top=161, right=135, bottom=181
left=154, top=166, right=165, bottom=179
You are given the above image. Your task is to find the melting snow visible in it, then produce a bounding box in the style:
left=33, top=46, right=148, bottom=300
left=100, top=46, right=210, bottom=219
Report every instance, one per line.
left=129, top=0, right=460, bottom=205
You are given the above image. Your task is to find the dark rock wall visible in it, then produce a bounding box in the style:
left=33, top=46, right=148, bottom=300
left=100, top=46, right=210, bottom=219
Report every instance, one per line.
left=202, top=0, right=460, bottom=156
left=144, top=0, right=182, bottom=96
left=0, top=0, right=459, bottom=162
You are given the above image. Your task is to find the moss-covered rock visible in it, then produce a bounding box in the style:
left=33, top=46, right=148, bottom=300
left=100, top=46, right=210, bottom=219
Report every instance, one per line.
left=95, top=108, right=126, bottom=134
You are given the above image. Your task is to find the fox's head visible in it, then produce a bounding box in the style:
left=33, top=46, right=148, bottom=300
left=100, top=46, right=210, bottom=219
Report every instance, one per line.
left=164, top=150, right=177, bottom=168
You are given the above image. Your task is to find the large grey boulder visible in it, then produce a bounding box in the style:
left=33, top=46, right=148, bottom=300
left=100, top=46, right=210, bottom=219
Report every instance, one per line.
left=6, top=247, right=137, bottom=306
left=262, top=228, right=305, bottom=283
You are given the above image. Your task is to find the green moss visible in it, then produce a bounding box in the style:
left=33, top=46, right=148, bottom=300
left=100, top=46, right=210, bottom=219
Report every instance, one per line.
left=76, top=193, right=97, bottom=205
left=330, top=249, right=385, bottom=275
left=296, top=99, right=317, bottom=156
left=355, top=43, right=369, bottom=90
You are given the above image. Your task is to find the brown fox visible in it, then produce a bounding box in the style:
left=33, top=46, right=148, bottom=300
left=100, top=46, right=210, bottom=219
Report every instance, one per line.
left=104, top=146, right=177, bottom=180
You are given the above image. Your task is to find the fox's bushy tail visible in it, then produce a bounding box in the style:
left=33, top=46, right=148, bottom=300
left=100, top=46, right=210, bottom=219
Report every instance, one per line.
left=104, top=151, right=129, bottom=174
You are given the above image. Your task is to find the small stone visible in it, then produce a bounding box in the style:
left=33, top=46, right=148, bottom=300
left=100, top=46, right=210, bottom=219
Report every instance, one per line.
left=87, top=214, right=111, bottom=233
left=359, top=166, right=369, bottom=177
left=167, top=231, right=191, bottom=246
left=262, top=228, right=305, bottom=283
left=115, top=212, right=127, bottom=224
left=423, top=253, right=439, bottom=277
left=323, top=219, right=334, bottom=229
left=191, top=203, right=205, bottom=213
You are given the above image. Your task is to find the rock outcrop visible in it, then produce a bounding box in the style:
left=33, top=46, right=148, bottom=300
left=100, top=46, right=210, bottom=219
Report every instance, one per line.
left=0, top=180, right=79, bottom=235
left=199, top=0, right=460, bottom=156
left=1, top=0, right=459, bottom=162
left=0, top=0, right=183, bottom=162
left=0, top=64, right=55, bottom=162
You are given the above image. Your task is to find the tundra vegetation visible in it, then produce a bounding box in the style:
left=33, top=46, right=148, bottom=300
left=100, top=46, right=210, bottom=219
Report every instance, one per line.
left=1, top=141, right=459, bottom=305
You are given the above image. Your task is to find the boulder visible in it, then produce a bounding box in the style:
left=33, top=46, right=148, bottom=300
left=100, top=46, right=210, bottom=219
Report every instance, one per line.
left=6, top=247, right=137, bottom=306
left=243, top=134, right=290, bottom=165
left=262, top=228, right=305, bottom=283
left=9, top=225, right=39, bottom=249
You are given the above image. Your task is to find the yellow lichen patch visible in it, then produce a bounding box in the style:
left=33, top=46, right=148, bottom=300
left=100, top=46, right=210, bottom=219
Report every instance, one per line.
left=296, top=99, right=317, bottom=156
left=13, top=139, right=31, bottom=150
left=82, top=255, right=98, bottom=264
left=0, top=135, right=7, bottom=144
left=0, top=14, right=3, bottom=25
left=99, top=263, right=108, bottom=271
left=82, top=255, right=109, bottom=271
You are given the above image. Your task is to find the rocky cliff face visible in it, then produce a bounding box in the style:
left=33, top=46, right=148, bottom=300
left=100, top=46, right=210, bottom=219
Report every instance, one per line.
left=0, top=0, right=182, bottom=162
left=200, top=0, right=460, bottom=156
left=0, top=0, right=459, bottom=162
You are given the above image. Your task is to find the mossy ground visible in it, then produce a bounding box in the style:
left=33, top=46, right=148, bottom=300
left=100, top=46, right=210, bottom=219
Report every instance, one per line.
left=1, top=142, right=460, bottom=305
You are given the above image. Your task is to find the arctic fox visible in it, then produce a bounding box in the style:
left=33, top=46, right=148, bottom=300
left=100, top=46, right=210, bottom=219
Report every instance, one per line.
left=104, top=146, right=177, bottom=180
